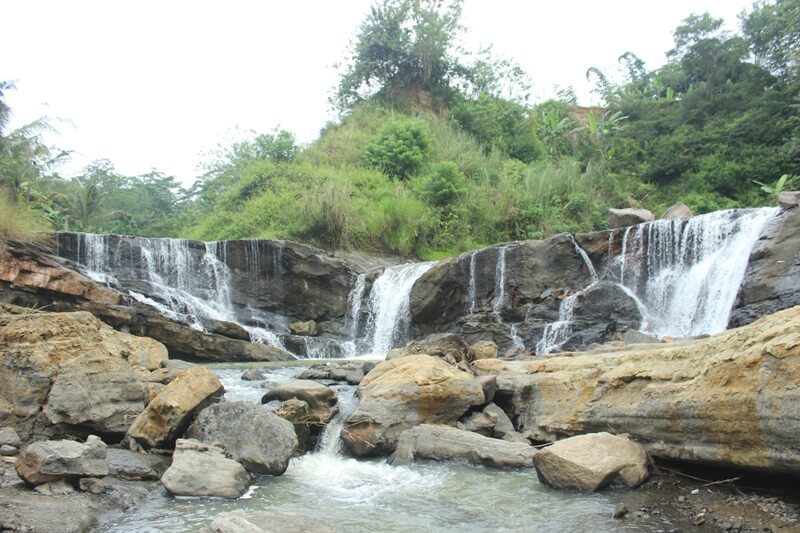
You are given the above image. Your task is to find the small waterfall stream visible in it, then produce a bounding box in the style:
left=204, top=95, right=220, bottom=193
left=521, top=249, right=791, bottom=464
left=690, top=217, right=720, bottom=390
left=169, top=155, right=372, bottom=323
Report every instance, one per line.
left=534, top=236, right=600, bottom=354
left=363, top=262, right=436, bottom=355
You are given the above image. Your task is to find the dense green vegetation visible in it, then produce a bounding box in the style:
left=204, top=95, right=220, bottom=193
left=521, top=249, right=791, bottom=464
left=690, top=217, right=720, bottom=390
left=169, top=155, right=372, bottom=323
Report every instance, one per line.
left=1, top=0, right=798, bottom=258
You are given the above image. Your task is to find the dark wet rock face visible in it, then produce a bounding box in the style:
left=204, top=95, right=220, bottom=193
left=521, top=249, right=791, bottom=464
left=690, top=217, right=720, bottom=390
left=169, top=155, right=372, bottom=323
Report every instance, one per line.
left=731, top=208, right=800, bottom=327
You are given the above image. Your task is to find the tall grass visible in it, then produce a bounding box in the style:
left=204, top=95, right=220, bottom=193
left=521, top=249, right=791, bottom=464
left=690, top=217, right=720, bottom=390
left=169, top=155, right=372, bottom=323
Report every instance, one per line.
left=0, top=192, right=52, bottom=244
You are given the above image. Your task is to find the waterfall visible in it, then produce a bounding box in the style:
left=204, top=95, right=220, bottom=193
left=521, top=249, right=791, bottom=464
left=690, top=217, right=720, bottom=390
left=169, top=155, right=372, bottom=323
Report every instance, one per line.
left=616, top=208, right=777, bottom=337
left=534, top=236, right=599, bottom=355
left=491, top=246, right=508, bottom=319
left=467, top=251, right=478, bottom=314
left=535, top=294, right=579, bottom=354
left=63, top=233, right=287, bottom=350
left=364, top=262, right=435, bottom=355
left=342, top=274, right=367, bottom=357
left=318, top=385, right=359, bottom=455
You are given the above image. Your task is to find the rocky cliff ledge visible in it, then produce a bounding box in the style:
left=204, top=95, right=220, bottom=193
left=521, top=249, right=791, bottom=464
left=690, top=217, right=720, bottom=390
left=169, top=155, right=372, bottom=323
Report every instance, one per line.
left=473, top=305, right=800, bottom=474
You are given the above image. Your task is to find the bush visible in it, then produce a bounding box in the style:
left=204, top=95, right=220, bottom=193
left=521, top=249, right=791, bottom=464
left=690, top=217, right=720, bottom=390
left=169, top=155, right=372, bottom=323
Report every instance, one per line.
left=364, top=118, right=433, bottom=180
left=421, top=162, right=467, bottom=208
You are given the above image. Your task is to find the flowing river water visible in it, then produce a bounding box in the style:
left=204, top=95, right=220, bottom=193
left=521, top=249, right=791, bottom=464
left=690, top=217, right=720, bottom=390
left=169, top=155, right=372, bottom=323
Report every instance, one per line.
left=101, top=363, right=679, bottom=533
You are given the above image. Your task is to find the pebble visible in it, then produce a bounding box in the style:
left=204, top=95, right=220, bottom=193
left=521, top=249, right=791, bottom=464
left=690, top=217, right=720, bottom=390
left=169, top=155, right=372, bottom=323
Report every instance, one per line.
left=612, top=504, right=629, bottom=519
left=0, top=445, right=18, bottom=456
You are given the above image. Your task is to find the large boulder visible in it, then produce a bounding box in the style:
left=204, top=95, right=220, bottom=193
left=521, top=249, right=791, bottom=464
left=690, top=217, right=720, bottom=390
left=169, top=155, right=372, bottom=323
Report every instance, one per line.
left=127, top=366, right=223, bottom=449
left=607, top=208, right=654, bottom=229
left=660, top=202, right=693, bottom=220
left=399, top=333, right=471, bottom=364
left=459, top=402, right=528, bottom=444
left=209, top=511, right=334, bottom=533
left=298, top=360, right=377, bottom=385
left=731, top=207, right=800, bottom=328
left=473, top=305, right=800, bottom=474
left=341, top=355, right=485, bottom=456
left=532, top=432, right=650, bottom=491
left=289, top=320, right=318, bottom=336
left=187, top=401, right=297, bottom=475
left=0, top=310, right=162, bottom=441
left=106, top=448, right=170, bottom=480
left=15, top=435, right=108, bottom=486
left=390, top=424, right=537, bottom=468
left=261, top=380, right=338, bottom=425
left=160, top=439, right=250, bottom=498
left=558, top=281, right=643, bottom=351
left=43, top=354, right=146, bottom=436
left=778, top=191, right=800, bottom=208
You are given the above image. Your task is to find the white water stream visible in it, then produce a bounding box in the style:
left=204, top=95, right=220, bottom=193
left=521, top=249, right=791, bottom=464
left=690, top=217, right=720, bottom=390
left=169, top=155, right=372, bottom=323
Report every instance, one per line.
left=362, top=262, right=435, bottom=356
left=615, top=208, right=776, bottom=337
left=101, top=363, right=666, bottom=533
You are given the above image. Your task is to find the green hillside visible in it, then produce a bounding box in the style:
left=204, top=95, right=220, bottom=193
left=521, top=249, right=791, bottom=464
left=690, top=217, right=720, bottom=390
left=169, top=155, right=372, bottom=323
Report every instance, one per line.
left=2, top=0, right=798, bottom=259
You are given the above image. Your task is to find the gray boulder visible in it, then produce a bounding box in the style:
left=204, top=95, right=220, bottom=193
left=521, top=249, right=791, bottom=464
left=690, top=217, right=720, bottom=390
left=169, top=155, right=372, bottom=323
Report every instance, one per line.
left=1, top=445, right=18, bottom=456
left=209, top=511, right=334, bottom=533
left=187, top=402, right=297, bottom=475
left=559, top=281, right=643, bottom=351
left=15, top=435, right=108, bottom=486
left=660, top=202, right=693, bottom=220
left=778, top=190, right=800, bottom=208
left=161, top=439, right=251, bottom=498
left=298, top=360, right=377, bottom=385
left=107, top=448, right=170, bottom=480
left=399, top=333, right=471, bottom=364
left=261, top=380, right=338, bottom=425
left=0, top=427, right=21, bottom=447
left=607, top=208, right=654, bottom=229
left=532, top=432, right=650, bottom=491
left=241, top=368, right=266, bottom=381
left=390, top=424, right=537, bottom=468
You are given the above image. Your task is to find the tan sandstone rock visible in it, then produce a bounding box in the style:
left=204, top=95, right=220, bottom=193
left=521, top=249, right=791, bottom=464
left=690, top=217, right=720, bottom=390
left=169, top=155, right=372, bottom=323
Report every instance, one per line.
left=473, top=305, right=800, bottom=474
left=342, top=355, right=485, bottom=457
left=127, top=367, right=223, bottom=449
left=0, top=310, right=165, bottom=441
left=532, top=432, right=649, bottom=491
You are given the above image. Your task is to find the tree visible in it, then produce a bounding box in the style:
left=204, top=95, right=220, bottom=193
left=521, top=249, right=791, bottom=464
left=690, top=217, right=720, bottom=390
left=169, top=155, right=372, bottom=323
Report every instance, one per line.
left=0, top=81, right=67, bottom=205
left=742, top=0, right=800, bottom=80
left=335, top=0, right=464, bottom=110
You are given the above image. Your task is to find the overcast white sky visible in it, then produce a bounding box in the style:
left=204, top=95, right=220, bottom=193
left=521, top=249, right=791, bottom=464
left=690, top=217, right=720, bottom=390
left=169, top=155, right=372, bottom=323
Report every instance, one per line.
left=3, top=0, right=753, bottom=185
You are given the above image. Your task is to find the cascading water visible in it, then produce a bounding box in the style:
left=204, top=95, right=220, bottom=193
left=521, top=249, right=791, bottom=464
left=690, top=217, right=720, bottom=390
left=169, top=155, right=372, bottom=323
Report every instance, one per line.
left=535, top=235, right=600, bottom=355
left=491, top=246, right=508, bottom=319
left=318, top=385, right=359, bottom=455
left=467, top=251, right=478, bottom=314
left=342, top=273, right=366, bottom=357
left=364, top=262, right=435, bottom=356
left=62, top=233, right=287, bottom=349
left=616, top=208, right=777, bottom=337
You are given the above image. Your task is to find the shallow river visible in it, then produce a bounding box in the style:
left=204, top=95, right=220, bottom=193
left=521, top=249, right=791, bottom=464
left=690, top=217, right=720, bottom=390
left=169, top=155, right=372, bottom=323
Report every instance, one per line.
left=101, top=363, right=672, bottom=533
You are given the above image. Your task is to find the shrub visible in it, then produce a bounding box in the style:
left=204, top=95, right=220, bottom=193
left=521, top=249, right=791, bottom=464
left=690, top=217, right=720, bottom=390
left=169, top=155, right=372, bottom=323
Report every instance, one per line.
left=421, top=161, right=467, bottom=208
left=364, top=118, right=433, bottom=180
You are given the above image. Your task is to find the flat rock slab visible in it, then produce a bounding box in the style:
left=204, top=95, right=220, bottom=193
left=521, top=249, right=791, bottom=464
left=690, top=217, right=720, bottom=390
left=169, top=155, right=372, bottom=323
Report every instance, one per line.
left=390, top=424, right=537, bottom=468
left=532, top=432, right=650, bottom=491
left=16, top=435, right=108, bottom=486
left=107, top=448, right=170, bottom=480
left=209, top=511, right=334, bottom=533
left=161, top=439, right=250, bottom=499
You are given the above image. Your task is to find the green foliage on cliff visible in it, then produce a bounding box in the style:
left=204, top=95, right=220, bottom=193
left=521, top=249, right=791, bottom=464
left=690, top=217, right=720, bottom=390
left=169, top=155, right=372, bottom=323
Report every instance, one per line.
left=2, top=0, right=799, bottom=258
